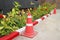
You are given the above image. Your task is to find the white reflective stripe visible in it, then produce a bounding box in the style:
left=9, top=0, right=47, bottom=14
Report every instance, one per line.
left=43, top=16, right=47, bottom=18
left=36, top=19, right=42, bottom=22
left=16, top=27, right=25, bottom=34
left=26, top=23, right=33, bottom=26
left=28, top=16, right=32, bottom=18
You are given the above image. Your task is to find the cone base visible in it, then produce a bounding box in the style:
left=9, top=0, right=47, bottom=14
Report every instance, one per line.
left=21, top=31, right=37, bottom=38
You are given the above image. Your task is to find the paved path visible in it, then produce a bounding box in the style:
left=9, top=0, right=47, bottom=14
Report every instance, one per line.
left=14, top=9, right=60, bottom=40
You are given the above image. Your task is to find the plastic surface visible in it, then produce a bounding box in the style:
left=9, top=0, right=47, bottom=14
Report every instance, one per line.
left=0, top=31, right=19, bottom=40
left=54, top=8, right=56, bottom=14
left=22, top=13, right=37, bottom=38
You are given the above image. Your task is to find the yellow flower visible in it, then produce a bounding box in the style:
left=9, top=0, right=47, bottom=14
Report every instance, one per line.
left=3, top=15, right=6, bottom=18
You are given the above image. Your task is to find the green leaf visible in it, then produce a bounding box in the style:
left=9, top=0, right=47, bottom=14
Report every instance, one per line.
left=0, top=27, right=4, bottom=30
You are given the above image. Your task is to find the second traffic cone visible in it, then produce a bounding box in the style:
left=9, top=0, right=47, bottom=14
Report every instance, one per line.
left=22, top=12, right=37, bottom=38
left=53, top=8, right=56, bottom=14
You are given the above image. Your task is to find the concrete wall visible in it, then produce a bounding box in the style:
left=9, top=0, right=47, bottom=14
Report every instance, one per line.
left=38, top=0, right=46, bottom=5
left=56, top=0, right=60, bottom=9
left=38, top=0, right=60, bottom=9
left=0, top=0, right=39, bottom=14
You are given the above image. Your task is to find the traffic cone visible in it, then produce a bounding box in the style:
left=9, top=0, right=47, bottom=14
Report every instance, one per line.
left=53, top=8, right=56, bottom=14
left=8, top=39, right=12, bottom=40
left=22, top=12, right=37, bottom=38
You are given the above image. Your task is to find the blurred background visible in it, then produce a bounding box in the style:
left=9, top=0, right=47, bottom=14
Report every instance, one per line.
left=0, top=0, right=60, bottom=14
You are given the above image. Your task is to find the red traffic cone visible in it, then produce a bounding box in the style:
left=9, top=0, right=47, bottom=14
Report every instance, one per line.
left=53, top=8, right=56, bottom=14
left=8, top=39, right=12, bottom=40
left=22, top=12, right=37, bottom=38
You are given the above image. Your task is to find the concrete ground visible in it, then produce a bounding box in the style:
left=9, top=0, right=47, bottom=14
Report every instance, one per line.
left=13, top=9, right=60, bottom=40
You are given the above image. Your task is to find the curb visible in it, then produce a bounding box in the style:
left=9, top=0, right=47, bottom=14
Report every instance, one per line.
left=33, top=13, right=51, bottom=26
left=0, top=9, right=54, bottom=40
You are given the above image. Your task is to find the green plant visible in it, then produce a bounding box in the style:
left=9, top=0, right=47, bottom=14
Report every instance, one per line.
left=0, top=2, right=55, bottom=37
left=30, top=3, right=56, bottom=21
left=0, top=1, right=27, bottom=37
